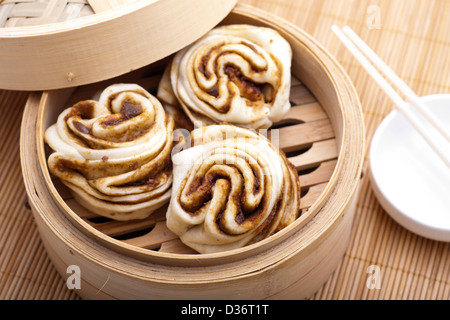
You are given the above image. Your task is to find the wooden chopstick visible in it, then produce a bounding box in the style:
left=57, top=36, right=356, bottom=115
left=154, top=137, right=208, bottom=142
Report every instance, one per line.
left=341, top=26, right=450, bottom=144
left=332, top=25, right=450, bottom=169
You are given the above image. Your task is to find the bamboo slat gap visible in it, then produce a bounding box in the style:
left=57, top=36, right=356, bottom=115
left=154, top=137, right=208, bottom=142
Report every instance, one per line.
left=121, top=221, right=178, bottom=249
left=299, top=160, right=336, bottom=188
left=288, top=84, right=316, bottom=105
left=284, top=102, right=328, bottom=122
left=298, top=183, right=327, bottom=210
left=277, top=118, right=335, bottom=152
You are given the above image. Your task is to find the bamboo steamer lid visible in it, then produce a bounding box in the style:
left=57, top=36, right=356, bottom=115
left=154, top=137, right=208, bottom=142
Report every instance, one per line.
left=0, top=0, right=237, bottom=90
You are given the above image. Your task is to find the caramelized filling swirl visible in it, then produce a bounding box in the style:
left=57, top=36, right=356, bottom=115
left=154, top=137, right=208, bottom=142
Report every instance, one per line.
left=166, top=125, right=301, bottom=253
left=45, top=84, right=174, bottom=221
left=157, top=24, right=292, bottom=130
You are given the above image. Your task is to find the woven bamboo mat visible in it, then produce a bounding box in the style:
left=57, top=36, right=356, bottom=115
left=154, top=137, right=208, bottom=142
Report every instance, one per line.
left=0, top=0, right=449, bottom=300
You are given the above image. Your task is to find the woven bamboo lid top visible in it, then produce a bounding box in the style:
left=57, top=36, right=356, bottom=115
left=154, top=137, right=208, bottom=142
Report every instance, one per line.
left=0, top=0, right=237, bottom=90
left=0, top=0, right=95, bottom=28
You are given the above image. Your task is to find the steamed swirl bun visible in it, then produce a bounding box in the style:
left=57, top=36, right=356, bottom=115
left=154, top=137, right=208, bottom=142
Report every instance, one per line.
left=45, top=84, right=174, bottom=221
left=166, top=124, right=301, bottom=253
left=157, top=24, right=292, bottom=130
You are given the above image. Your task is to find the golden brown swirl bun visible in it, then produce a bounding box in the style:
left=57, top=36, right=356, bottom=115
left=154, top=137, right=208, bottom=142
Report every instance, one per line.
left=166, top=124, right=301, bottom=253
left=45, top=84, right=174, bottom=221
left=157, top=24, right=292, bottom=130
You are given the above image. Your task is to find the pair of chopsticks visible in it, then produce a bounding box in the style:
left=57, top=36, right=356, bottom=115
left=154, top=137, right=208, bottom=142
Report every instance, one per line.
left=332, top=25, right=450, bottom=169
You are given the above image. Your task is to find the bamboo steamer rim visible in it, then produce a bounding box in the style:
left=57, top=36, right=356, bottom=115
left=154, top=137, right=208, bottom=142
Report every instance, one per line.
left=22, top=4, right=364, bottom=274
left=0, top=0, right=237, bottom=91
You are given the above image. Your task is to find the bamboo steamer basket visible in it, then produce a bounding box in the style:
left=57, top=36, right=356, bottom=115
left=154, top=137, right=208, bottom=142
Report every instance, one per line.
left=17, top=1, right=364, bottom=299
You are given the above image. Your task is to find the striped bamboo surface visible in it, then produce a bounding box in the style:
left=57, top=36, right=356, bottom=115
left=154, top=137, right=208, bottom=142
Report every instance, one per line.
left=1, top=0, right=449, bottom=300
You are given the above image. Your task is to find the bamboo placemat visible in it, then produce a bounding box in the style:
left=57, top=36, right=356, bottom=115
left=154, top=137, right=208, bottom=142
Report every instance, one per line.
left=0, top=0, right=449, bottom=300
